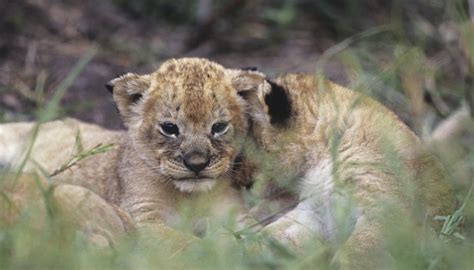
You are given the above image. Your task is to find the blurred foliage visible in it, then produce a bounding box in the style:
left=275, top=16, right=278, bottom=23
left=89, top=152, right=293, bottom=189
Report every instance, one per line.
left=112, top=0, right=198, bottom=23
left=109, top=0, right=452, bottom=33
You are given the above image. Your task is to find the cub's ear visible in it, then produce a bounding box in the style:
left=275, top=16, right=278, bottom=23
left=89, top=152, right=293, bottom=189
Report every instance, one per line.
left=227, top=69, right=292, bottom=126
left=240, top=66, right=258, bottom=72
left=105, top=73, right=151, bottom=125
left=226, top=69, right=267, bottom=95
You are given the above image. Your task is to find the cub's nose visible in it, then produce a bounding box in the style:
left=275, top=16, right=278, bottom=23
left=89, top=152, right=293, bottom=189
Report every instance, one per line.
left=183, top=151, right=210, bottom=174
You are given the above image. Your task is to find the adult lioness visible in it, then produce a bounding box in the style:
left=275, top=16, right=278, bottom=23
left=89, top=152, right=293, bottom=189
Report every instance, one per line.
left=0, top=58, right=259, bottom=247
left=237, top=72, right=456, bottom=269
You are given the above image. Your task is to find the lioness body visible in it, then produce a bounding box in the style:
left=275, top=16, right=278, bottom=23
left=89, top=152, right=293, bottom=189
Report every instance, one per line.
left=243, top=73, right=455, bottom=268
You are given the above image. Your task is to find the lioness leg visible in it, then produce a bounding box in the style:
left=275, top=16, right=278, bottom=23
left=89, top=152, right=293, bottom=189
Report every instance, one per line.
left=52, top=184, right=134, bottom=247
left=0, top=174, right=132, bottom=247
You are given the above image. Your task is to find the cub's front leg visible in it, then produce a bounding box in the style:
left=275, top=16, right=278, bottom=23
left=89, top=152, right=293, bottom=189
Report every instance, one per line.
left=330, top=215, right=393, bottom=270
left=257, top=162, right=358, bottom=254
left=259, top=199, right=326, bottom=252
left=121, top=194, right=201, bottom=251
left=260, top=201, right=390, bottom=269
left=258, top=190, right=357, bottom=249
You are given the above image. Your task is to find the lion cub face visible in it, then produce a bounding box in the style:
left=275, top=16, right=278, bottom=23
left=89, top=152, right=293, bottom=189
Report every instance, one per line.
left=107, top=58, right=265, bottom=193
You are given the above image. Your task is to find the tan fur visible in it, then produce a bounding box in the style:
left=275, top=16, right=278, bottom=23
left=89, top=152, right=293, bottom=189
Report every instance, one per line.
left=0, top=58, right=264, bottom=247
left=239, top=73, right=456, bottom=269
left=0, top=173, right=134, bottom=247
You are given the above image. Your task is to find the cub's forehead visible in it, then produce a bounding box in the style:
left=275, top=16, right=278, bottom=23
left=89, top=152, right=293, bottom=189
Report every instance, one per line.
left=145, top=59, right=239, bottom=123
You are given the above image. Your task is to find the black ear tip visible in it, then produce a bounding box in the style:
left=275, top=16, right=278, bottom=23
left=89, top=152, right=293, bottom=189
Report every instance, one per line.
left=105, top=82, right=114, bottom=93
left=241, top=66, right=258, bottom=71
left=265, top=80, right=291, bottom=126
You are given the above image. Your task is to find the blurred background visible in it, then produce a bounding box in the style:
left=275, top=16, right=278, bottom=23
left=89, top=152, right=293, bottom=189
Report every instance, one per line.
left=1, top=0, right=472, bottom=132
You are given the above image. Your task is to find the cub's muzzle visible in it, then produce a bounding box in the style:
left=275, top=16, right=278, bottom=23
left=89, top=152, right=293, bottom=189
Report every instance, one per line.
left=183, top=150, right=210, bottom=174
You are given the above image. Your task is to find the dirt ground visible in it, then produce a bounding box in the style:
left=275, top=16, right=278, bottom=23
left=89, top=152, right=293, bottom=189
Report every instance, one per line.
left=0, top=0, right=349, bottom=129
left=0, top=0, right=470, bottom=132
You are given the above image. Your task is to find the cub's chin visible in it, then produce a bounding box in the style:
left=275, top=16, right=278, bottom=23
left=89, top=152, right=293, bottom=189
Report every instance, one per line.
left=172, top=178, right=217, bottom=193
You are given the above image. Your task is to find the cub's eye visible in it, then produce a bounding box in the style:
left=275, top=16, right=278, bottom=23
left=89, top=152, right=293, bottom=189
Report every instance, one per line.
left=159, top=122, right=179, bottom=137
left=211, top=122, right=229, bottom=136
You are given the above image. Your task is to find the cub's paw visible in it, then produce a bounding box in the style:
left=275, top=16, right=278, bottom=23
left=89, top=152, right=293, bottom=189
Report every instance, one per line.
left=136, top=222, right=202, bottom=254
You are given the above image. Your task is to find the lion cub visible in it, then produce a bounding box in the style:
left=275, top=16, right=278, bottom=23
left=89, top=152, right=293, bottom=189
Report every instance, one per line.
left=237, top=73, right=456, bottom=269
left=0, top=58, right=259, bottom=246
